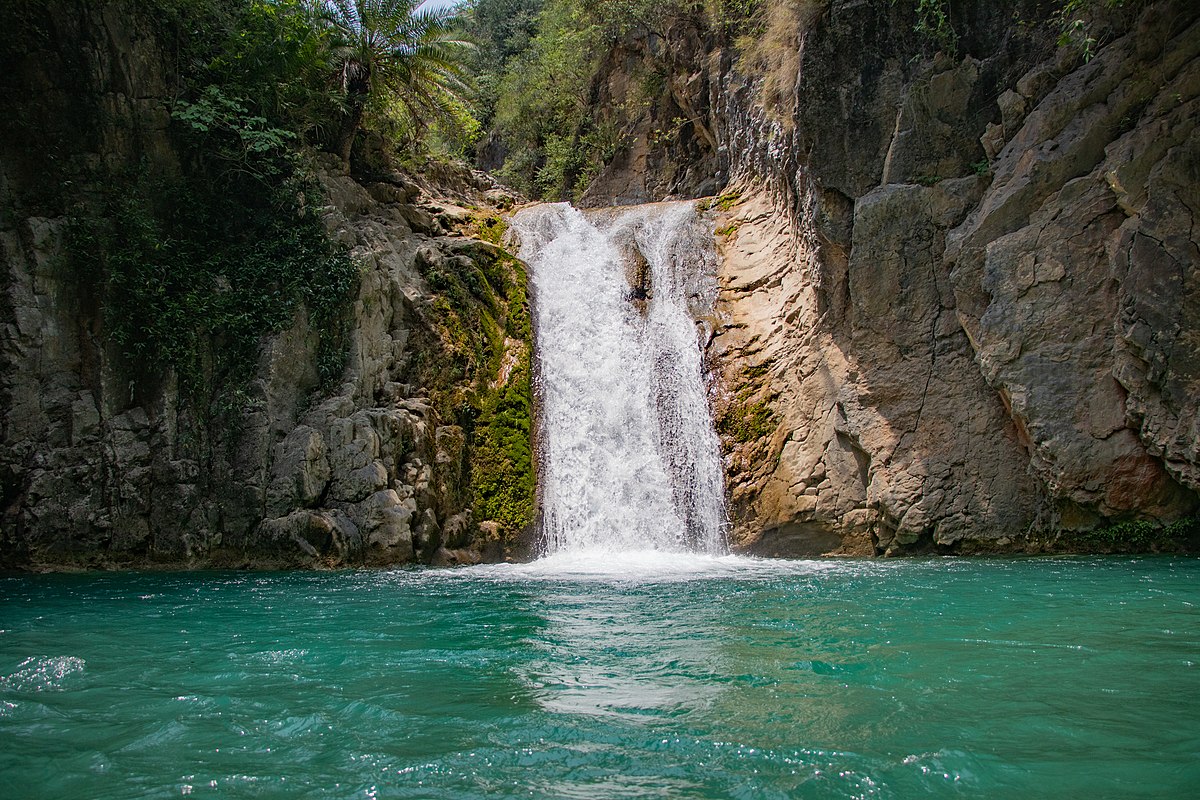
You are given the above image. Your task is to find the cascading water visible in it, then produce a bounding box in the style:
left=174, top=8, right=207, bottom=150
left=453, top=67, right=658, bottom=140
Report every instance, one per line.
left=510, top=201, right=727, bottom=556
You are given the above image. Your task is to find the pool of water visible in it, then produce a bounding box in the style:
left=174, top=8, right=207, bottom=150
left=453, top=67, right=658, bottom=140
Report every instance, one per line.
left=2, top=554, right=1198, bottom=798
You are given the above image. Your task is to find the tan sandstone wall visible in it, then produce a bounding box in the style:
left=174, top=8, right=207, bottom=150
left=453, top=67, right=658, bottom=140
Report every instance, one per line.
left=708, top=0, right=1199, bottom=554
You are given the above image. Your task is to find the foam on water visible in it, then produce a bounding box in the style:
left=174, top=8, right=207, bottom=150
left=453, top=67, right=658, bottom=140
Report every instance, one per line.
left=463, top=549, right=835, bottom=583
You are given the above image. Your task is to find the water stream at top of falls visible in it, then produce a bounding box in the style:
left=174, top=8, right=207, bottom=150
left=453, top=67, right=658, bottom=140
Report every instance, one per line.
left=510, top=201, right=728, bottom=556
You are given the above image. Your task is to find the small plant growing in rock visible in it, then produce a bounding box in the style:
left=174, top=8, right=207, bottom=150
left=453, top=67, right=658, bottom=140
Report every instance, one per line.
left=1054, top=0, right=1146, bottom=62
left=716, top=221, right=741, bottom=239
left=892, top=0, right=957, bottom=53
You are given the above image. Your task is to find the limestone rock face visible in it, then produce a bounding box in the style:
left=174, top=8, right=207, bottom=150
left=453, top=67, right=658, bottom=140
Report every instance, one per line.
left=946, top=8, right=1200, bottom=527
left=0, top=5, right=530, bottom=570
left=1, top=150, right=518, bottom=568
left=707, top=0, right=1199, bottom=554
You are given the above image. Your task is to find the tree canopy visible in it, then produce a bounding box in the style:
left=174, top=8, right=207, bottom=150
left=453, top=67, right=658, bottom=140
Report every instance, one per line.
left=310, top=0, right=476, bottom=167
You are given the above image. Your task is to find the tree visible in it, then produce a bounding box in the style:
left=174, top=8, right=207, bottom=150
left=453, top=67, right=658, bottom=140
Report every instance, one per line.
left=462, top=0, right=546, bottom=126
left=309, top=0, right=475, bottom=169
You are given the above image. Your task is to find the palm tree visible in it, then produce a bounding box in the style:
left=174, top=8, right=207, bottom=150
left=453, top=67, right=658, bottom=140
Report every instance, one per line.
left=309, top=0, right=474, bottom=169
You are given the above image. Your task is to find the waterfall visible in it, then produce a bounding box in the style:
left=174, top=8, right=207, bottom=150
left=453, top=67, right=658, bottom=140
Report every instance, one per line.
left=510, top=201, right=727, bottom=556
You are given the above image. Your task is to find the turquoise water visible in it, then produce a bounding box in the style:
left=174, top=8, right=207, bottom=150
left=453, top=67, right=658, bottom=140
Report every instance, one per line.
left=2, top=554, right=1198, bottom=799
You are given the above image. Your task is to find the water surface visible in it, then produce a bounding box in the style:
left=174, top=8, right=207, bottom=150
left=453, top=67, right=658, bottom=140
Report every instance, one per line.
left=2, top=555, right=1198, bottom=798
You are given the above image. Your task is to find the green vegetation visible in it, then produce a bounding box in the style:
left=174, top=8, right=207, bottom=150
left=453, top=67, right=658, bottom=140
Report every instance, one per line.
left=719, top=399, right=778, bottom=443
left=462, top=0, right=547, bottom=131
left=470, top=342, right=536, bottom=536
left=487, top=0, right=609, bottom=198
left=464, top=211, right=511, bottom=245
left=883, top=0, right=956, bottom=53
left=717, top=366, right=778, bottom=444
left=713, top=191, right=744, bottom=211
left=67, top=167, right=356, bottom=405
left=468, top=0, right=1151, bottom=200
left=17, top=0, right=535, bottom=540
left=313, top=0, right=476, bottom=167
left=1067, top=516, right=1200, bottom=551
left=890, top=0, right=1149, bottom=66
left=60, top=0, right=361, bottom=413
left=740, top=363, right=771, bottom=379
left=1055, top=0, right=1146, bottom=61
left=412, top=243, right=536, bottom=539
left=53, top=0, right=489, bottom=415
left=477, top=0, right=760, bottom=200
left=908, top=0, right=956, bottom=53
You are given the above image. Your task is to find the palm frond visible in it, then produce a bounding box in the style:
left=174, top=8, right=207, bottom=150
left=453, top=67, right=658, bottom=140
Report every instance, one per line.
left=306, top=0, right=477, bottom=153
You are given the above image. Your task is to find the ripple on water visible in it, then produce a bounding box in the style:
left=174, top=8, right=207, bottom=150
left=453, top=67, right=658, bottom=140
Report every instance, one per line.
left=2, top=558, right=1199, bottom=799
left=0, top=655, right=86, bottom=692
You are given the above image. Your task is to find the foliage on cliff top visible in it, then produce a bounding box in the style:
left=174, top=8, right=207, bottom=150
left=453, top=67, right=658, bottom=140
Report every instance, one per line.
left=462, top=0, right=546, bottom=129
left=55, top=0, right=359, bottom=413
left=308, top=0, right=477, bottom=167
left=137, top=0, right=481, bottom=162
left=476, top=0, right=759, bottom=200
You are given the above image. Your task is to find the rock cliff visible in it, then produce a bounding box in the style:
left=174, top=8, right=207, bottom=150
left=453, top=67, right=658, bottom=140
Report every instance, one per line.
left=0, top=3, right=534, bottom=569
left=4, top=0, right=1198, bottom=566
left=705, top=0, right=1200, bottom=554
left=571, top=0, right=1198, bottom=554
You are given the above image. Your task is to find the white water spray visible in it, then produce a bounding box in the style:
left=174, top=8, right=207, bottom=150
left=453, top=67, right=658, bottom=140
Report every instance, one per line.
left=510, top=202, right=728, bottom=556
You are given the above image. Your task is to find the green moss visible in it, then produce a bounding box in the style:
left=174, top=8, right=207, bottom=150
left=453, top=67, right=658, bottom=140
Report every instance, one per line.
left=716, top=362, right=778, bottom=444
left=718, top=399, right=778, bottom=444
left=463, top=212, right=510, bottom=246
left=741, top=363, right=771, bottom=380
left=713, top=191, right=743, bottom=211
left=414, top=237, right=536, bottom=543
left=468, top=253, right=535, bottom=537
left=470, top=345, right=536, bottom=535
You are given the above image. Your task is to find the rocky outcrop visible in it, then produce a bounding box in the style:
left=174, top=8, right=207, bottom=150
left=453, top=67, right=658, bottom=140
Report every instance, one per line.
left=2, top=159, right=530, bottom=570
left=0, top=4, right=533, bottom=570
left=706, top=0, right=1200, bottom=554
left=578, top=16, right=727, bottom=206
left=945, top=7, right=1200, bottom=530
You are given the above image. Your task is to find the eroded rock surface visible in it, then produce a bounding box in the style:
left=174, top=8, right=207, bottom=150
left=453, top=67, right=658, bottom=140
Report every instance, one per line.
left=0, top=5, right=531, bottom=569
left=707, top=0, right=1199, bottom=554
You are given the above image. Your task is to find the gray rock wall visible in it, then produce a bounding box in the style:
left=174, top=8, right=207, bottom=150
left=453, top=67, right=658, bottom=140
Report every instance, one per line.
left=0, top=4, right=529, bottom=569
left=708, top=0, right=1199, bottom=553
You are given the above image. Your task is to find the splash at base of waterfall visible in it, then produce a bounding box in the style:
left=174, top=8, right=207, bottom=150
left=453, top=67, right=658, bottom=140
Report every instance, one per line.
left=511, top=202, right=728, bottom=556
